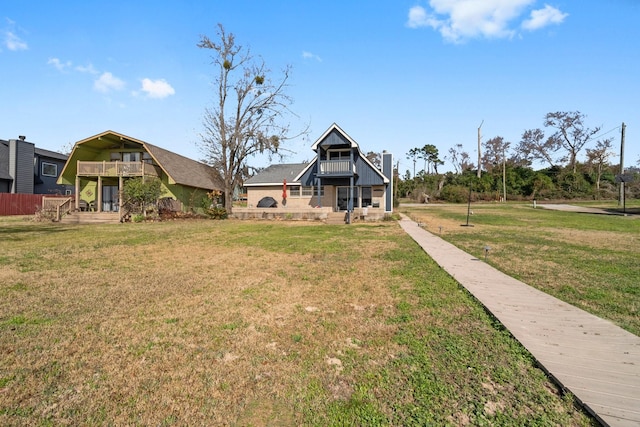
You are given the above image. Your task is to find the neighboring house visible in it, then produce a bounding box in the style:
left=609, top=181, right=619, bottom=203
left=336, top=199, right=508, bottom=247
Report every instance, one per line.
left=57, top=130, right=222, bottom=213
left=244, top=123, right=393, bottom=217
left=0, top=136, right=71, bottom=195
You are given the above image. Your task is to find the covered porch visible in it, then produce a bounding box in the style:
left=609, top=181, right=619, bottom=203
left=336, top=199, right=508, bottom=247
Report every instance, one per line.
left=73, top=160, right=162, bottom=214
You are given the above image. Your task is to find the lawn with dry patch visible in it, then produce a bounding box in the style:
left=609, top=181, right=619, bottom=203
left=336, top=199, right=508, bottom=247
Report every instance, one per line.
left=0, top=217, right=595, bottom=425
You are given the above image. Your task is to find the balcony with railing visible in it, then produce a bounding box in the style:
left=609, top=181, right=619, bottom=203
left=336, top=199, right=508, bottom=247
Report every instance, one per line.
left=318, top=160, right=356, bottom=176
left=76, top=161, right=161, bottom=178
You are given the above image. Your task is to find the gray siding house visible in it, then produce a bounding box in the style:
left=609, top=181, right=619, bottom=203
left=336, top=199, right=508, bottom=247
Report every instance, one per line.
left=0, top=136, right=71, bottom=195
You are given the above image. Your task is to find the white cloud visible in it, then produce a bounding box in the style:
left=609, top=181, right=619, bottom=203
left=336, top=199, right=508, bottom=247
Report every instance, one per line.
left=76, top=63, right=98, bottom=74
left=407, top=6, right=432, bottom=28
left=140, top=78, right=175, bottom=99
left=407, top=0, right=567, bottom=43
left=94, top=72, right=125, bottom=93
left=522, top=4, right=568, bottom=30
left=48, top=57, right=72, bottom=72
left=4, top=30, right=28, bottom=51
left=302, top=51, right=322, bottom=62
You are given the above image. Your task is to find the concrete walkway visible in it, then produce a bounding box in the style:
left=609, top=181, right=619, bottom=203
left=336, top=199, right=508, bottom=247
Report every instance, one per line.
left=398, top=215, right=640, bottom=427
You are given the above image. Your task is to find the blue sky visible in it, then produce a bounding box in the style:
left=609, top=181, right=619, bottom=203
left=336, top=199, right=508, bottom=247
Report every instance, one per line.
left=2, top=1, right=639, bottom=174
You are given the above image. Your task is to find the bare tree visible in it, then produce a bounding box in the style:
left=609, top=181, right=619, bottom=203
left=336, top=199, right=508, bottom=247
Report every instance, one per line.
left=366, top=151, right=381, bottom=168
left=198, top=24, right=306, bottom=213
left=482, top=136, right=511, bottom=173
left=516, top=128, right=560, bottom=168
left=545, top=111, right=601, bottom=174
left=447, top=144, right=472, bottom=174
left=586, top=138, right=614, bottom=194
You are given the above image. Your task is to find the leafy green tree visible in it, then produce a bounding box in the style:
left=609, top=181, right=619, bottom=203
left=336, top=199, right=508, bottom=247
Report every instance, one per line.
left=406, top=148, right=420, bottom=177
left=122, top=178, right=162, bottom=216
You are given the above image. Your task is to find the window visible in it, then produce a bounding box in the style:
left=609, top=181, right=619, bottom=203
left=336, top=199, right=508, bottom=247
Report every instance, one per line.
left=361, top=187, right=372, bottom=207
left=41, top=162, right=58, bottom=177
left=123, top=152, right=141, bottom=162
left=289, top=186, right=300, bottom=197
left=302, top=186, right=324, bottom=196
left=328, top=150, right=350, bottom=160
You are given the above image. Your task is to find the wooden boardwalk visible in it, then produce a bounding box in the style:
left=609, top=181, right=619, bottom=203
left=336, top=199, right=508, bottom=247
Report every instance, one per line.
left=398, top=215, right=640, bottom=427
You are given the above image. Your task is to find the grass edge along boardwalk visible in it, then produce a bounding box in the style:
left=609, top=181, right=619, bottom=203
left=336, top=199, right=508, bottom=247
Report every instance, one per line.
left=399, top=213, right=640, bottom=427
left=1, top=217, right=595, bottom=425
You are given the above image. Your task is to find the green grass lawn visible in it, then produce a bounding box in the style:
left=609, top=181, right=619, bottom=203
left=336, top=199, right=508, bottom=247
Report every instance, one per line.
left=0, top=216, right=596, bottom=425
left=401, top=200, right=640, bottom=336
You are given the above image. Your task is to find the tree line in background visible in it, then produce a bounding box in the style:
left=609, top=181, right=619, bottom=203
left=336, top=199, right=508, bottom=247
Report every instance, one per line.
left=398, top=111, right=639, bottom=203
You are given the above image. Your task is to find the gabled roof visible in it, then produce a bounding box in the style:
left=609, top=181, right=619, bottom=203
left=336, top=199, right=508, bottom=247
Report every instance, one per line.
left=297, top=124, right=389, bottom=184
left=59, top=130, right=221, bottom=190
left=244, top=163, right=307, bottom=186
left=311, top=123, right=359, bottom=151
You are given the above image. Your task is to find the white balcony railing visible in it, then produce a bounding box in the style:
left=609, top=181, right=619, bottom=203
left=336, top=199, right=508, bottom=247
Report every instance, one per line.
left=319, top=160, right=355, bottom=175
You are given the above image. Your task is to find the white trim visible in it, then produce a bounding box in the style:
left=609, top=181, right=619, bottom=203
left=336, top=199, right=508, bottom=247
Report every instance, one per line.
left=41, top=161, right=58, bottom=177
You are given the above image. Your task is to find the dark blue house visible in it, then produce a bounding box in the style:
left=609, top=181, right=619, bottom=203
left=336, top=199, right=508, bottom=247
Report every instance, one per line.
left=244, top=124, right=393, bottom=221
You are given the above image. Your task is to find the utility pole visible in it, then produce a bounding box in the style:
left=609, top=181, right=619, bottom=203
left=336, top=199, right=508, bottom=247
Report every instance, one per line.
left=502, top=147, right=507, bottom=202
left=619, top=122, right=626, bottom=207
left=477, top=120, right=483, bottom=178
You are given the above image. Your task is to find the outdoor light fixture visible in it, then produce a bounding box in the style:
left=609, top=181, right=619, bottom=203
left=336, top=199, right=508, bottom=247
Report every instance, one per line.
left=483, top=245, right=491, bottom=260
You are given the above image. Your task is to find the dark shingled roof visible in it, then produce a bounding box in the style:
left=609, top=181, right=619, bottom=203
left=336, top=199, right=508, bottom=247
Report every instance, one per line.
left=35, top=147, right=68, bottom=161
left=244, top=163, right=307, bottom=186
left=144, top=142, right=222, bottom=190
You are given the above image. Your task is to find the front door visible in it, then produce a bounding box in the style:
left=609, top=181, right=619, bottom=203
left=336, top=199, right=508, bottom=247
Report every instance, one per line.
left=336, top=186, right=358, bottom=211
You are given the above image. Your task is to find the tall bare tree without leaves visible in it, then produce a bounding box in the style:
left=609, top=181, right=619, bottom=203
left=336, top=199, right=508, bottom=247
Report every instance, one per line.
left=198, top=24, right=304, bottom=214
left=482, top=136, right=511, bottom=173
left=516, top=128, right=560, bottom=168
left=447, top=144, right=472, bottom=174
left=586, top=138, right=614, bottom=194
left=545, top=111, right=601, bottom=174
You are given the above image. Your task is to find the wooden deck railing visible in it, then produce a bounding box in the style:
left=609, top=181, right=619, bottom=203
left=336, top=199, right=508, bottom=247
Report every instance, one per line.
left=77, top=161, right=161, bottom=178
left=42, top=196, right=74, bottom=221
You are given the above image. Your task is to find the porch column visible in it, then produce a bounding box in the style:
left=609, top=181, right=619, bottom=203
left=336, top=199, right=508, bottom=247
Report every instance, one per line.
left=316, top=177, right=322, bottom=207
left=97, top=176, right=103, bottom=212
left=75, top=176, right=80, bottom=210
left=118, top=175, right=124, bottom=221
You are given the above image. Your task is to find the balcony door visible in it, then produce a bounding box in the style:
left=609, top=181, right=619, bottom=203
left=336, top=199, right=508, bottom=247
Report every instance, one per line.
left=102, top=185, right=119, bottom=212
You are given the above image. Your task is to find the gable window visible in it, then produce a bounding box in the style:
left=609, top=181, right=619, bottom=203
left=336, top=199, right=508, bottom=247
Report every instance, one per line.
left=41, top=162, right=58, bottom=177
left=328, top=150, right=350, bottom=160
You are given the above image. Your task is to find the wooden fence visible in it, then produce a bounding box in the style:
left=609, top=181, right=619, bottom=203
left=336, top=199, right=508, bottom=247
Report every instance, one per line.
left=0, top=193, right=45, bottom=216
